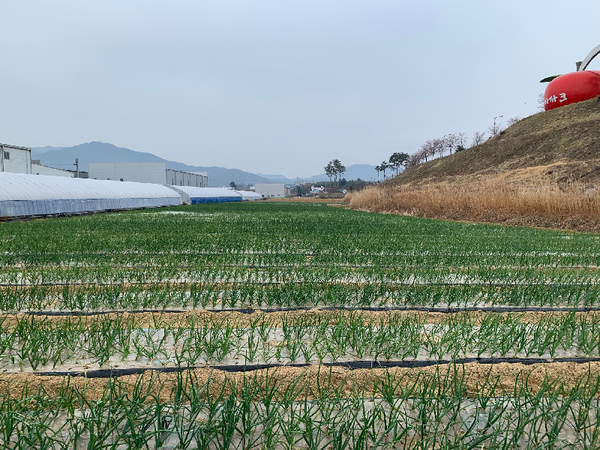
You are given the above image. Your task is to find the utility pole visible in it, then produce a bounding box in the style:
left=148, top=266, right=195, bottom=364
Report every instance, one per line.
left=74, top=158, right=79, bottom=178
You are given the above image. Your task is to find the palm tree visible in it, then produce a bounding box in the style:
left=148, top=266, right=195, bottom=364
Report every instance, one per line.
left=324, top=162, right=335, bottom=192
left=380, top=161, right=390, bottom=179
left=332, top=159, right=346, bottom=190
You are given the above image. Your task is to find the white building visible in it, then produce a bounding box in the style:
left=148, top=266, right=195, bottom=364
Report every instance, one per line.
left=88, top=162, right=208, bottom=187
left=31, top=160, right=74, bottom=178
left=0, top=143, right=32, bottom=174
left=254, top=183, right=294, bottom=198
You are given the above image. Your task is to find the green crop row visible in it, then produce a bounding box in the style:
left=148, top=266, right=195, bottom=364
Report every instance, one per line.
left=1, top=367, right=600, bottom=449
left=2, top=282, right=600, bottom=312
left=2, top=312, right=599, bottom=370
left=2, top=203, right=600, bottom=313
left=2, top=203, right=599, bottom=267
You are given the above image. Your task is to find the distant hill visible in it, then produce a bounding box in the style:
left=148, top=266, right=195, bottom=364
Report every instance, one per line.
left=32, top=142, right=379, bottom=187
left=32, top=142, right=273, bottom=187
left=32, top=145, right=64, bottom=154
left=386, top=97, right=600, bottom=187
left=255, top=173, right=296, bottom=184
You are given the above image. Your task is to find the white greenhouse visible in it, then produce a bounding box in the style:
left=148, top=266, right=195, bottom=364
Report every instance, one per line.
left=0, top=173, right=181, bottom=218
left=236, top=190, right=264, bottom=201
left=169, top=186, right=243, bottom=204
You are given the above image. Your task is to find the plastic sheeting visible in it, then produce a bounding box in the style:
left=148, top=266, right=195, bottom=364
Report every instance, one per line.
left=0, top=173, right=181, bottom=218
left=169, top=186, right=242, bottom=204
left=236, top=190, right=263, bottom=201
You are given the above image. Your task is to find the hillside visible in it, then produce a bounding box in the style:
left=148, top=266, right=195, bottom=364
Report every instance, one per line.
left=387, top=97, right=600, bottom=187
left=32, top=142, right=273, bottom=187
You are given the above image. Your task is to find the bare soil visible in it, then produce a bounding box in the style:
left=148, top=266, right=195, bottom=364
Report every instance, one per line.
left=2, top=309, right=597, bottom=329
left=2, top=362, right=598, bottom=403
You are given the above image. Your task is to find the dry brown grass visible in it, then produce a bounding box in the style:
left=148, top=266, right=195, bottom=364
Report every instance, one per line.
left=266, top=197, right=345, bottom=203
left=346, top=182, right=600, bottom=232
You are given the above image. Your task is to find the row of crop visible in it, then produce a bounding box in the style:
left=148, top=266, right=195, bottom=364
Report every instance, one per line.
left=4, top=247, right=600, bottom=270
left=3, top=263, right=599, bottom=285
left=1, top=367, right=600, bottom=449
left=2, top=312, right=600, bottom=370
left=2, top=282, right=600, bottom=312
left=2, top=204, right=599, bottom=268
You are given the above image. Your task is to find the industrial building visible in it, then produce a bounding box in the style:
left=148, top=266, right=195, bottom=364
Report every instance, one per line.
left=0, top=143, right=33, bottom=174
left=254, top=183, right=294, bottom=198
left=1, top=143, right=78, bottom=177
left=88, top=162, right=208, bottom=187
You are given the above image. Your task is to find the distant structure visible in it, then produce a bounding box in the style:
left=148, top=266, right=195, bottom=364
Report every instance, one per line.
left=88, top=162, right=208, bottom=187
left=169, top=186, right=243, bottom=204
left=31, top=160, right=74, bottom=178
left=0, top=143, right=33, bottom=174
left=542, top=44, right=600, bottom=111
left=254, top=183, right=294, bottom=198
left=0, top=172, right=182, bottom=218
left=1, top=143, right=81, bottom=178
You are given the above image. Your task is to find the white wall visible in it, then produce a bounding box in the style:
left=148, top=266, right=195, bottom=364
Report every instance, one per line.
left=255, top=183, right=286, bottom=198
left=32, top=163, right=74, bottom=178
left=166, top=169, right=208, bottom=187
left=1, top=146, right=31, bottom=174
left=89, top=162, right=167, bottom=184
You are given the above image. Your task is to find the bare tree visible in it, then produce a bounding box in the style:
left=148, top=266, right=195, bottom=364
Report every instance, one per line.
left=471, top=131, right=486, bottom=147
left=455, top=132, right=467, bottom=149
left=430, top=138, right=444, bottom=158
left=488, top=120, right=504, bottom=137
left=410, top=150, right=421, bottom=165
left=406, top=153, right=421, bottom=168
left=442, top=134, right=460, bottom=155
left=419, top=142, right=432, bottom=162
left=506, top=116, right=520, bottom=126
left=537, top=93, right=546, bottom=111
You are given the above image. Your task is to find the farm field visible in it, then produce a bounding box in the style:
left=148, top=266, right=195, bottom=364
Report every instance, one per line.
left=2, top=202, right=600, bottom=448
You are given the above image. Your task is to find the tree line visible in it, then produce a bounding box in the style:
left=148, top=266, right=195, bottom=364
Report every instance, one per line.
left=399, top=117, right=520, bottom=170
left=375, top=152, right=409, bottom=179
left=324, top=159, right=346, bottom=190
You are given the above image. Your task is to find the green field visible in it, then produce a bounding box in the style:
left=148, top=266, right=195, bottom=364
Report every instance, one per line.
left=1, top=202, right=600, bottom=448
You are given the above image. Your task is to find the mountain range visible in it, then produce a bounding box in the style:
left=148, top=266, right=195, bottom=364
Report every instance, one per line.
left=32, top=142, right=378, bottom=186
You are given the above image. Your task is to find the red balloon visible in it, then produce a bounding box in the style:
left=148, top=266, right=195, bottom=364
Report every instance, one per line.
left=543, top=70, right=600, bottom=111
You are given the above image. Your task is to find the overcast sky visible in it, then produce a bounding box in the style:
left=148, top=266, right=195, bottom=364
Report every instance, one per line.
left=1, top=1, right=599, bottom=177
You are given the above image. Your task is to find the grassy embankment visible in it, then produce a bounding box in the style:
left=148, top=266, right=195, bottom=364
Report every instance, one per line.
left=347, top=97, right=600, bottom=232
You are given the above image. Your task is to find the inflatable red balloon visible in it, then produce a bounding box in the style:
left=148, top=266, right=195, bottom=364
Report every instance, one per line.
left=543, top=70, right=600, bottom=111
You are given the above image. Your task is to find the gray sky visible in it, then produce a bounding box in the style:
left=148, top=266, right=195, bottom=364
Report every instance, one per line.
left=2, top=1, right=600, bottom=178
